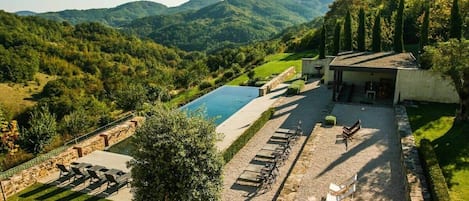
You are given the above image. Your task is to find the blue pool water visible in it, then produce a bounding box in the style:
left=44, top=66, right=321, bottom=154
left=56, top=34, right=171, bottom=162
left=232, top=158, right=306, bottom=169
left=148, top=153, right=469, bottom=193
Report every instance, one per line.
left=107, top=86, right=258, bottom=155
left=180, top=86, right=258, bottom=125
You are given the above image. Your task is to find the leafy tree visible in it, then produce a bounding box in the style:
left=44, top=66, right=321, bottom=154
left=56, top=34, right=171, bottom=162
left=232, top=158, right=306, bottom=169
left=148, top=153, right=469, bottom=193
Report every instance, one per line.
left=129, top=104, right=223, bottom=201
left=344, top=10, right=352, bottom=51
left=319, top=24, right=326, bottom=59
left=423, top=39, right=469, bottom=121
left=419, top=3, right=430, bottom=52
left=20, top=106, right=57, bottom=154
left=372, top=11, right=382, bottom=52
left=357, top=8, right=366, bottom=51
left=449, top=0, right=462, bottom=39
left=114, top=83, right=148, bottom=110
left=60, top=108, right=94, bottom=141
left=393, top=0, right=405, bottom=53
left=333, top=21, right=342, bottom=56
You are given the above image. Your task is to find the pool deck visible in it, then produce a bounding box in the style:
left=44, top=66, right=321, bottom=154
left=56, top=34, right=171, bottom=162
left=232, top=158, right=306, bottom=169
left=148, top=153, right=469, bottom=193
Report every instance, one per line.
left=216, top=84, right=289, bottom=151
left=38, top=151, right=133, bottom=201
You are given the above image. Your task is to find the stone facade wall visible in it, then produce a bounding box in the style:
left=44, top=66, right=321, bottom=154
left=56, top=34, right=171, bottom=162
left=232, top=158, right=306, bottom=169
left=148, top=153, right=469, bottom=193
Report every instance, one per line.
left=395, top=106, right=431, bottom=201
left=303, top=57, right=335, bottom=83
left=0, top=116, right=144, bottom=200
left=259, top=67, right=296, bottom=96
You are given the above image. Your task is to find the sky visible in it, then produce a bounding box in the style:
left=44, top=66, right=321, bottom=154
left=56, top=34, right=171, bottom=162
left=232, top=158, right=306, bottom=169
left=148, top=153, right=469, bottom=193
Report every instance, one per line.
left=0, top=0, right=190, bottom=13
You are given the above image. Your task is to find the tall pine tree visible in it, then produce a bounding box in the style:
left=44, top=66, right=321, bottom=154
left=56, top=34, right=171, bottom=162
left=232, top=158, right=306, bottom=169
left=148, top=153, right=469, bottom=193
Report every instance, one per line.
left=319, top=24, right=326, bottom=59
left=419, top=3, right=430, bottom=52
left=393, top=0, right=405, bottom=53
left=357, top=8, right=366, bottom=51
left=333, top=21, right=341, bottom=56
left=372, top=11, right=382, bottom=52
left=449, top=0, right=462, bottom=39
left=344, top=10, right=352, bottom=51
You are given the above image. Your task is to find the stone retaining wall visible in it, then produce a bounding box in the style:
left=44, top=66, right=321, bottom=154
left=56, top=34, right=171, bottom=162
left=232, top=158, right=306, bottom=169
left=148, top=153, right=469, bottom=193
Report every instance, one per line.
left=395, top=106, right=431, bottom=201
left=259, top=67, right=296, bottom=97
left=0, top=116, right=144, bottom=200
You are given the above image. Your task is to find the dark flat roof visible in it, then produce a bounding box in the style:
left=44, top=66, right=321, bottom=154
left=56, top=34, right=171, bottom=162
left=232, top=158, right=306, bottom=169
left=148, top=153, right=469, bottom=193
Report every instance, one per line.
left=330, top=51, right=418, bottom=71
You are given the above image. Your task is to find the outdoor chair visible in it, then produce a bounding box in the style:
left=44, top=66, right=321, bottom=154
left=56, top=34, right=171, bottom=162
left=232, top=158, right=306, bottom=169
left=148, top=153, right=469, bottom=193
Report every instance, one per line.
left=56, top=164, right=73, bottom=179
left=326, top=180, right=357, bottom=201
left=342, top=125, right=361, bottom=141
left=343, top=120, right=361, bottom=132
left=329, top=174, right=357, bottom=194
left=104, top=170, right=130, bottom=191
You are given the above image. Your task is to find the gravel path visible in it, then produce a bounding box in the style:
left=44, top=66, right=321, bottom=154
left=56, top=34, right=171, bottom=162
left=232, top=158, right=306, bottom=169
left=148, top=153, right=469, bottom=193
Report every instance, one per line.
left=222, top=80, right=332, bottom=201
left=281, top=104, right=406, bottom=201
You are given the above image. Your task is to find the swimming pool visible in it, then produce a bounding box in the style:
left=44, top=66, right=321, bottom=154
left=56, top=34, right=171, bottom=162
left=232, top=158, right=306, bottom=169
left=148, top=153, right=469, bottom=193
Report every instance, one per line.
left=107, top=85, right=259, bottom=155
left=180, top=85, right=258, bottom=125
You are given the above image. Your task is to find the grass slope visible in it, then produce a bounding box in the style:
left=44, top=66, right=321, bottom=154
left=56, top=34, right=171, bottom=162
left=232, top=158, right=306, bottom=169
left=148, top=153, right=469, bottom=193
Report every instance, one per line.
left=407, top=103, right=469, bottom=201
left=0, top=73, right=56, bottom=118
left=227, top=52, right=317, bottom=86
left=8, top=183, right=108, bottom=201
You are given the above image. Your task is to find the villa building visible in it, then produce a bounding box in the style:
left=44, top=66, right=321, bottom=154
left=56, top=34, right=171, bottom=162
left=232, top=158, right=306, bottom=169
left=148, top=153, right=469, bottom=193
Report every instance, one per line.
left=302, top=51, right=459, bottom=105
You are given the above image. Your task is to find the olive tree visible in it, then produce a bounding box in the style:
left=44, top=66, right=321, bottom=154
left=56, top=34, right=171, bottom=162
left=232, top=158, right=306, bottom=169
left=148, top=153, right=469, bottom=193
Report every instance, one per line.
left=129, top=103, right=224, bottom=201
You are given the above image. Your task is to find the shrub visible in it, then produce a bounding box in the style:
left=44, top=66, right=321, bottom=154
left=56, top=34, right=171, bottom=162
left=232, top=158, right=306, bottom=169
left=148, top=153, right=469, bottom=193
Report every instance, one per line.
left=198, top=81, right=213, bottom=90
left=287, top=80, right=305, bottom=95
left=419, top=139, right=450, bottom=201
left=0, top=149, right=34, bottom=171
left=223, top=108, right=275, bottom=162
left=223, top=70, right=234, bottom=79
left=325, top=115, right=337, bottom=126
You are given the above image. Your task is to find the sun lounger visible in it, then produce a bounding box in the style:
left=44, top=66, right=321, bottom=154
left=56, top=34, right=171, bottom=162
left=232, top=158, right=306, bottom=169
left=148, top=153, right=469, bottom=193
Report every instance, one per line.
left=56, top=164, right=73, bottom=179
left=87, top=165, right=106, bottom=183
left=70, top=163, right=92, bottom=181
left=104, top=169, right=130, bottom=191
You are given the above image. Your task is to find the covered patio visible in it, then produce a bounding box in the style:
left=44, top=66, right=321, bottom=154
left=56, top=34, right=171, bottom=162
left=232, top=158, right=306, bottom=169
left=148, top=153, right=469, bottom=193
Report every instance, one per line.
left=327, top=52, right=418, bottom=105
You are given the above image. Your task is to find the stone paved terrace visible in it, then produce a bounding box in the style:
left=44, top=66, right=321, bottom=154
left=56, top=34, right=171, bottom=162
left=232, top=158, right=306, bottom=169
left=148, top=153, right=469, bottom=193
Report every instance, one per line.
left=278, top=104, right=406, bottom=200
left=222, top=79, right=333, bottom=200
left=39, top=151, right=133, bottom=201
left=216, top=84, right=288, bottom=151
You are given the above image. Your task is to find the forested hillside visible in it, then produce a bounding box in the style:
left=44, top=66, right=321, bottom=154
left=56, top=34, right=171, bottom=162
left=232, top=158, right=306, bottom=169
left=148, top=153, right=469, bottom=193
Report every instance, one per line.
left=0, top=10, right=284, bottom=169
left=35, top=0, right=221, bottom=27
left=123, top=0, right=333, bottom=52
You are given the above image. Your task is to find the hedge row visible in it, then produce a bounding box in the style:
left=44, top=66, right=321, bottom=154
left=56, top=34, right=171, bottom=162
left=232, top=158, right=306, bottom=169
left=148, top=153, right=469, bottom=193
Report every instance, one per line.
left=222, top=108, right=275, bottom=163
left=286, top=80, right=305, bottom=95
left=418, top=139, right=450, bottom=201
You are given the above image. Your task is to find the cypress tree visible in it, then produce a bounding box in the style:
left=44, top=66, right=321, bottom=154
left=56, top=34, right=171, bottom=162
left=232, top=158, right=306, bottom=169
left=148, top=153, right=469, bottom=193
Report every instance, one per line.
left=344, top=10, right=352, bottom=51
left=372, top=11, right=382, bottom=52
left=449, top=0, right=462, bottom=39
left=419, top=3, right=430, bottom=52
left=319, top=24, right=326, bottom=59
left=333, top=21, right=341, bottom=56
left=393, top=0, right=405, bottom=53
left=357, top=8, right=366, bottom=51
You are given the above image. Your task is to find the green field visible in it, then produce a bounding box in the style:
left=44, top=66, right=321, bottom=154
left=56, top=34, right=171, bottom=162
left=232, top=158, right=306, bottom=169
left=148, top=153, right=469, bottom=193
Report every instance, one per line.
left=227, top=52, right=317, bottom=86
left=0, top=73, right=56, bottom=118
left=407, top=103, right=469, bottom=201
left=8, top=183, right=108, bottom=201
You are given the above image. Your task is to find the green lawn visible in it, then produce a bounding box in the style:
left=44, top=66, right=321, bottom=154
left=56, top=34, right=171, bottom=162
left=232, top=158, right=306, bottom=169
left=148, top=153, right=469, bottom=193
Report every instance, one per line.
left=407, top=103, right=469, bottom=201
left=8, top=183, right=108, bottom=201
left=227, top=51, right=317, bottom=86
